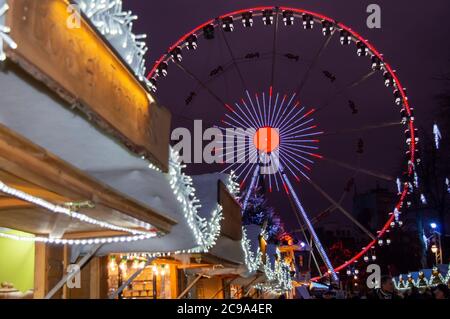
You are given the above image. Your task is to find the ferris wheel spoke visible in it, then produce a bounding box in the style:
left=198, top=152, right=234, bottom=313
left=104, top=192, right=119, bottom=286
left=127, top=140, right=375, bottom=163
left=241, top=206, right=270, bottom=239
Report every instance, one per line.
left=321, top=156, right=394, bottom=181
left=174, top=62, right=230, bottom=111
left=281, top=147, right=314, bottom=167
left=304, top=177, right=376, bottom=240
left=269, top=93, right=281, bottom=126
left=278, top=108, right=316, bottom=135
left=274, top=104, right=304, bottom=131
left=245, top=90, right=265, bottom=128
left=234, top=101, right=260, bottom=129
left=272, top=93, right=296, bottom=129
left=320, top=121, right=402, bottom=137
left=309, top=238, right=324, bottom=277
left=282, top=144, right=318, bottom=162
left=282, top=131, right=324, bottom=140
left=280, top=121, right=317, bottom=138
left=241, top=99, right=263, bottom=129
left=276, top=153, right=305, bottom=182
left=223, top=113, right=253, bottom=130
left=219, top=22, right=248, bottom=90
left=281, top=142, right=319, bottom=150
left=270, top=7, right=280, bottom=90
left=241, top=164, right=261, bottom=210
left=315, top=70, right=376, bottom=114
left=221, top=156, right=251, bottom=177
left=279, top=152, right=311, bottom=178
left=253, top=92, right=266, bottom=129
left=280, top=169, right=338, bottom=281
left=292, top=191, right=348, bottom=234
left=294, top=31, right=335, bottom=97
left=285, top=185, right=324, bottom=277
left=281, top=144, right=321, bottom=161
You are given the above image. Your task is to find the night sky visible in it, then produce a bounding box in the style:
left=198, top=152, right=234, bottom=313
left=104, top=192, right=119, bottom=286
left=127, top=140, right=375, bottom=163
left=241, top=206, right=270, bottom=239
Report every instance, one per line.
left=123, top=1, right=450, bottom=237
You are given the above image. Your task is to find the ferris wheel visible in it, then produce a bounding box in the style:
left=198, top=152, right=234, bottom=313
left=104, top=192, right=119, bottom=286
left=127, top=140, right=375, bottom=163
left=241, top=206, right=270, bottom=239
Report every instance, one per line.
left=146, top=6, right=418, bottom=282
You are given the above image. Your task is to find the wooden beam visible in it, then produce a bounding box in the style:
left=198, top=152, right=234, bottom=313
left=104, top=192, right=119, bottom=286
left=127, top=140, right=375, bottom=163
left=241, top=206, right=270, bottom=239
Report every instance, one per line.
left=34, top=243, right=64, bottom=299
left=0, top=123, right=176, bottom=234
left=6, top=0, right=171, bottom=171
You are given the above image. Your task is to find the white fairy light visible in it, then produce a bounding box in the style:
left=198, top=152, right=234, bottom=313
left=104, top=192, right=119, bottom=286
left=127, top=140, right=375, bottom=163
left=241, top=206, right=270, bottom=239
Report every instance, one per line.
left=446, top=178, right=450, bottom=194
left=255, top=251, right=293, bottom=294
left=225, top=170, right=240, bottom=200
left=420, top=193, right=427, bottom=205
left=396, top=177, right=402, bottom=195
left=0, top=231, right=154, bottom=245
left=167, top=147, right=223, bottom=251
left=241, top=227, right=262, bottom=273
left=0, top=2, right=18, bottom=61
left=0, top=180, right=154, bottom=236
left=75, top=0, right=150, bottom=87
left=433, top=123, right=442, bottom=150
left=414, top=171, right=419, bottom=188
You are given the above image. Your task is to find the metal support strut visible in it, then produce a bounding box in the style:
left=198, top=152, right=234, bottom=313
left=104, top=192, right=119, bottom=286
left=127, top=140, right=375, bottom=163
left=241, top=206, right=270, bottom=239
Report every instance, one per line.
left=280, top=165, right=338, bottom=282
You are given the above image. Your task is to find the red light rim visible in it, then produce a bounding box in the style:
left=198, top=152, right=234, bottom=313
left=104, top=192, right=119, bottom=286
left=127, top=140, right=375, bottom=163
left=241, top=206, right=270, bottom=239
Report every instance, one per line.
left=145, top=6, right=416, bottom=279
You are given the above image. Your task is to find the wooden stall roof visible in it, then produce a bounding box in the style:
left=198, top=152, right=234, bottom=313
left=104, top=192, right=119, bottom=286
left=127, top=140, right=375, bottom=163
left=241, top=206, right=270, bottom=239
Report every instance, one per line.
left=0, top=123, right=176, bottom=237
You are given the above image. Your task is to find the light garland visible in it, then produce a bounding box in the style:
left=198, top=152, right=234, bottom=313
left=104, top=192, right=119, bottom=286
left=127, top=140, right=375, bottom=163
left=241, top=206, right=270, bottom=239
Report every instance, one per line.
left=255, top=252, right=293, bottom=294
left=0, top=180, right=154, bottom=236
left=75, top=0, right=155, bottom=91
left=394, top=267, right=450, bottom=289
left=0, top=2, right=17, bottom=61
left=0, top=230, right=154, bottom=245
left=225, top=170, right=240, bottom=200
left=226, top=171, right=264, bottom=274
left=168, top=147, right=223, bottom=251
left=433, top=123, right=442, bottom=150
left=241, top=227, right=262, bottom=273
left=445, top=264, right=450, bottom=284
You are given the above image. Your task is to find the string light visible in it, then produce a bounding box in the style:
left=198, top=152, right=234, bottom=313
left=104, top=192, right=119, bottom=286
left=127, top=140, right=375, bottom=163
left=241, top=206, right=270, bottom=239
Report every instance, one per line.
left=241, top=227, right=262, bottom=273
left=433, top=123, right=442, bottom=150
left=0, top=231, right=154, bottom=245
left=168, top=148, right=223, bottom=251
left=0, top=2, right=18, bottom=61
left=255, top=251, right=292, bottom=294
left=75, top=0, right=153, bottom=91
left=0, top=180, right=154, bottom=236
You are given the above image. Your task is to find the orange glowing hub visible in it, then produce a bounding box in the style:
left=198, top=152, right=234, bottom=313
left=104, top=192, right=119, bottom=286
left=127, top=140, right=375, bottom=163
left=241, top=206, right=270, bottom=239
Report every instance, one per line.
left=253, top=126, right=280, bottom=153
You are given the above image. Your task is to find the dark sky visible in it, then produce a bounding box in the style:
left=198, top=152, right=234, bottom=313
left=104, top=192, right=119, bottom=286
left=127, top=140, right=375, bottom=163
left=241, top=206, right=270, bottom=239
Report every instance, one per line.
left=123, top=1, right=450, bottom=236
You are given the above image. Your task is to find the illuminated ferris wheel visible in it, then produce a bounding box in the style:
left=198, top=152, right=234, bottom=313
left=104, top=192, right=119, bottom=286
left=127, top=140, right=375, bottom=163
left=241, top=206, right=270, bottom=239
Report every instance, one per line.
left=146, top=6, right=418, bottom=282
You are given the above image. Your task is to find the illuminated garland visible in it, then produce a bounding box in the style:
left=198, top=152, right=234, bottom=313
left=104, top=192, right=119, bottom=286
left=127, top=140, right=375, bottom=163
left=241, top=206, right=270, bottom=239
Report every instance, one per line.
left=0, top=2, right=17, bottom=61
left=241, top=227, right=262, bottom=273
left=392, top=269, right=450, bottom=289
left=75, top=0, right=154, bottom=91
left=225, top=170, right=240, bottom=199
left=0, top=231, right=154, bottom=245
left=255, top=252, right=293, bottom=294
left=225, top=171, right=264, bottom=274
left=445, top=264, right=450, bottom=284
left=168, top=148, right=223, bottom=252
left=0, top=180, right=154, bottom=236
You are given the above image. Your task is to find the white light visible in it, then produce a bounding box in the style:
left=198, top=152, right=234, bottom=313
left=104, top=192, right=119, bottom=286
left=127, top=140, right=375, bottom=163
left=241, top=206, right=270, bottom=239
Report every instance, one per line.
left=0, top=3, right=18, bottom=61
left=0, top=180, right=153, bottom=236
left=75, top=0, right=150, bottom=86
left=433, top=124, right=442, bottom=149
